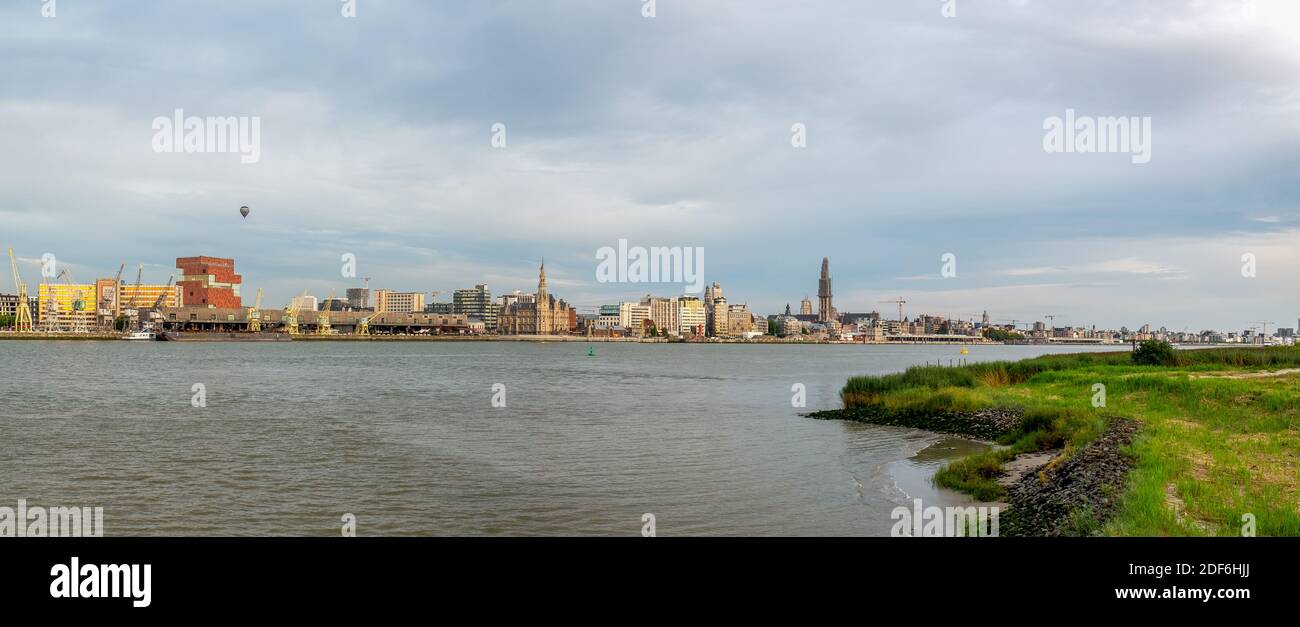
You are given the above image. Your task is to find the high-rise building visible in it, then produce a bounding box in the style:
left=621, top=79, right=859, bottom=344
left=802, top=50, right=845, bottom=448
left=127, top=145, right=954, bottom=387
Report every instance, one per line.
left=373, top=290, right=425, bottom=314
left=709, top=296, right=728, bottom=337
left=618, top=302, right=651, bottom=336
left=346, top=288, right=370, bottom=310
left=642, top=295, right=678, bottom=337
left=453, top=284, right=496, bottom=330
left=678, top=296, right=705, bottom=336
left=176, top=256, right=242, bottom=308
left=725, top=304, right=753, bottom=337
left=817, top=257, right=833, bottom=322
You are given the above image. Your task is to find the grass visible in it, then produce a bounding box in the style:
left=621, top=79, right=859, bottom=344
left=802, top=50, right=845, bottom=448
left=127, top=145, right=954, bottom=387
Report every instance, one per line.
left=843, top=346, right=1300, bottom=536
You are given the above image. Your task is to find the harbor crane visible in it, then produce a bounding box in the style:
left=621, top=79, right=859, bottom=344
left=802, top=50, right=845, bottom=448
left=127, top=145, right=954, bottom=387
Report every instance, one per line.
left=41, top=269, right=61, bottom=333
left=122, top=264, right=144, bottom=327
left=283, top=290, right=308, bottom=336
left=247, top=288, right=264, bottom=332
left=6, top=247, right=34, bottom=332
left=144, top=275, right=174, bottom=329
left=100, top=263, right=124, bottom=329
left=357, top=295, right=385, bottom=336
left=56, top=269, right=92, bottom=333
left=317, top=290, right=336, bottom=335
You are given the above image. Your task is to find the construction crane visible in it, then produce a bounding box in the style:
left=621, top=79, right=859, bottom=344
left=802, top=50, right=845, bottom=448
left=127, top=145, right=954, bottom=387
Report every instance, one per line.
left=880, top=298, right=907, bottom=325
left=247, top=288, right=264, bottom=332
left=1251, top=320, right=1274, bottom=337
left=1250, top=321, right=1274, bottom=345
left=7, top=247, right=34, bottom=333
left=317, top=290, right=336, bottom=335
left=1043, top=314, right=1061, bottom=336
left=283, top=290, right=308, bottom=336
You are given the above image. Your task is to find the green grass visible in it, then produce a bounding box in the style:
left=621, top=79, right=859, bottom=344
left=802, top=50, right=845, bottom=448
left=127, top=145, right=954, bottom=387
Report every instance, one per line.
left=843, top=346, right=1300, bottom=536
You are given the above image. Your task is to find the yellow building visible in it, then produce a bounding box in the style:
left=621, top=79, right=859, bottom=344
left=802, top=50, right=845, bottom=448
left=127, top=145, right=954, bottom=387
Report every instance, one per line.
left=36, top=281, right=181, bottom=330
left=98, top=279, right=181, bottom=312
left=678, top=297, right=706, bottom=336
left=36, top=283, right=97, bottom=331
left=129, top=285, right=180, bottom=309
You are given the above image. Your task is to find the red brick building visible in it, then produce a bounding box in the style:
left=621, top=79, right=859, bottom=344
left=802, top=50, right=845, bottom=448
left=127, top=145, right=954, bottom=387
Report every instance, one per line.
left=176, top=256, right=243, bottom=308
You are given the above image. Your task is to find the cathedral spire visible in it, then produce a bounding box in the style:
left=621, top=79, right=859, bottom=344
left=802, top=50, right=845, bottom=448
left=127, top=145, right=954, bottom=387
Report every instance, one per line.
left=817, top=257, right=833, bottom=322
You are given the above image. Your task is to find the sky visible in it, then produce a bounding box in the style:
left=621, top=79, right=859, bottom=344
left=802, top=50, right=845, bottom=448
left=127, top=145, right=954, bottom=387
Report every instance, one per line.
left=2, top=0, right=1299, bottom=331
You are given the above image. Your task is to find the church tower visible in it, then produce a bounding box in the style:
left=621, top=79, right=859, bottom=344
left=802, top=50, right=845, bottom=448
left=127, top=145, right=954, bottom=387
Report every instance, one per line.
left=537, top=261, right=549, bottom=302
left=817, top=257, right=833, bottom=322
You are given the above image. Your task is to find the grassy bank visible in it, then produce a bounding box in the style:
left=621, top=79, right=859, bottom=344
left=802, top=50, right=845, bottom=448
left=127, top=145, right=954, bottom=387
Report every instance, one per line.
left=835, top=346, right=1300, bottom=536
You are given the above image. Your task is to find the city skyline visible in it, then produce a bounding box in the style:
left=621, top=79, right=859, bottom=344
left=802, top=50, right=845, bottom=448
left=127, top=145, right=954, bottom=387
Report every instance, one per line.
left=4, top=2, right=1300, bottom=330
left=6, top=248, right=1295, bottom=340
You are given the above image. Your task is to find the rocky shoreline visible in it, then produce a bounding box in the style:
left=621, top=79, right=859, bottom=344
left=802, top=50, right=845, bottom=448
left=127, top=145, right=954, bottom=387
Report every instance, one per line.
left=808, top=406, right=1139, bottom=536
left=1000, top=417, right=1139, bottom=536
left=807, top=406, right=1023, bottom=441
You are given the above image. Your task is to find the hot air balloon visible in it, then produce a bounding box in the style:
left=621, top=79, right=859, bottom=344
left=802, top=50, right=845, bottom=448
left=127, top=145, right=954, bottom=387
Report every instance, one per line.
left=239, top=206, right=250, bottom=219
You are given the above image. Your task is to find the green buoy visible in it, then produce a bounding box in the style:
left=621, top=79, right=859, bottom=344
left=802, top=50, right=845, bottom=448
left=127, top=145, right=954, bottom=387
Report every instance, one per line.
left=587, top=346, right=595, bottom=357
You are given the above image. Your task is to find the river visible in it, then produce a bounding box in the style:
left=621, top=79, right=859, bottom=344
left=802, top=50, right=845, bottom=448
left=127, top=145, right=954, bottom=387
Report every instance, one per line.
left=0, top=341, right=1118, bottom=536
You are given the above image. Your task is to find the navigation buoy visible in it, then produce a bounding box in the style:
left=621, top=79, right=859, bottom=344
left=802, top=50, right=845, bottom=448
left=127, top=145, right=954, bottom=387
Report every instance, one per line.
left=960, top=347, right=969, bottom=355
left=239, top=205, right=250, bottom=219
left=587, top=346, right=595, bottom=357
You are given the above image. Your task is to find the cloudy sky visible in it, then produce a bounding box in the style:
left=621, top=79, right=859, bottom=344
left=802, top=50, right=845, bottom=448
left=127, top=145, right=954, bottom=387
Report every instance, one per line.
left=2, top=0, right=1299, bottom=331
